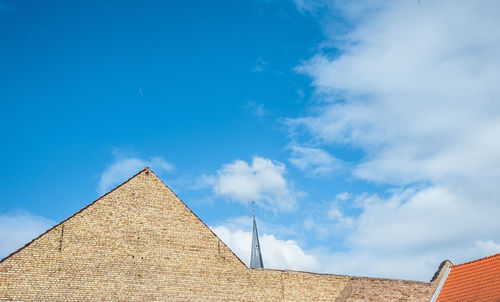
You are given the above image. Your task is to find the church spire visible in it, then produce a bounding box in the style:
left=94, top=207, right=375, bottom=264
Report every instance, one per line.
left=250, top=202, right=264, bottom=269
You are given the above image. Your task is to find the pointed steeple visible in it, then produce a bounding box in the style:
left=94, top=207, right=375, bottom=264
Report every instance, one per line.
left=250, top=202, right=264, bottom=269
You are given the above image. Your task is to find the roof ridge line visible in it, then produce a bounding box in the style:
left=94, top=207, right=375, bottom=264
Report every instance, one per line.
left=452, top=252, right=500, bottom=268
left=146, top=169, right=249, bottom=269
left=256, top=267, right=431, bottom=284
left=0, top=167, right=150, bottom=264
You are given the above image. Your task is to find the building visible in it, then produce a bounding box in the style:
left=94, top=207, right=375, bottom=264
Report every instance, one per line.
left=1, top=168, right=448, bottom=301
left=431, top=252, right=500, bottom=302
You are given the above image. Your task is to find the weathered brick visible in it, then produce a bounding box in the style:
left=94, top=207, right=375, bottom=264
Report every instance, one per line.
left=0, top=168, right=440, bottom=301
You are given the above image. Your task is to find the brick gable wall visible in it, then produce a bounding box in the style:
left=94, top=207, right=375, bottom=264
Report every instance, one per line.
left=0, top=169, right=351, bottom=301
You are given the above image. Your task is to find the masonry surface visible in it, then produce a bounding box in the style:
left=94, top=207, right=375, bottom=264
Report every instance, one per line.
left=0, top=169, right=443, bottom=301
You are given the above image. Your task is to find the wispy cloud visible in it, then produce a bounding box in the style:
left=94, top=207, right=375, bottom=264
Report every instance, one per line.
left=0, top=212, right=54, bottom=259
left=98, top=154, right=174, bottom=194
left=251, top=57, right=268, bottom=72
left=288, top=145, right=341, bottom=176
left=205, top=156, right=299, bottom=212
left=286, top=0, right=500, bottom=280
left=243, top=101, right=269, bottom=117
left=292, top=0, right=328, bottom=13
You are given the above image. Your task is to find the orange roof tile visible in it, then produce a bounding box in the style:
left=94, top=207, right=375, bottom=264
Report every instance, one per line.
left=436, top=252, right=500, bottom=302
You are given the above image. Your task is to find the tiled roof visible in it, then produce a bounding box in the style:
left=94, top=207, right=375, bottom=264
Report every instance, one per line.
left=436, top=252, right=500, bottom=302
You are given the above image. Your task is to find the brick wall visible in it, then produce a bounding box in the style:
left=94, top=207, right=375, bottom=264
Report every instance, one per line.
left=0, top=169, right=438, bottom=301
left=0, top=169, right=350, bottom=301
left=346, top=277, right=434, bottom=302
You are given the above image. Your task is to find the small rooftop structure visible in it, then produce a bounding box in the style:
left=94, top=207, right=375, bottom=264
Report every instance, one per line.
left=249, top=205, right=263, bottom=269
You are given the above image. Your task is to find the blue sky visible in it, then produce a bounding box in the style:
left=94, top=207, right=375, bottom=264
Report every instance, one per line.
left=2, top=0, right=500, bottom=281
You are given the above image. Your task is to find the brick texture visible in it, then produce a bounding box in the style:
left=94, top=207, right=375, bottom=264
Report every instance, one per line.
left=346, top=277, right=434, bottom=302
left=0, top=168, right=439, bottom=301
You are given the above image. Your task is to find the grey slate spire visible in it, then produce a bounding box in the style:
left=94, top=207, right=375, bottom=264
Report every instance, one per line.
left=250, top=203, right=264, bottom=269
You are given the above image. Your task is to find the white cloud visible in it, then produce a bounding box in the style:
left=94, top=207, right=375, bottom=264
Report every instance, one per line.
left=467, top=240, right=500, bottom=259
left=208, top=157, right=298, bottom=211
left=286, top=0, right=500, bottom=280
left=347, top=187, right=500, bottom=255
left=98, top=156, right=174, bottom=194
left=211, top=224, right=318, bottom=271
left=0, top=213, right=54, bottom=259
left=297, top=187, right=500, bottom=281
left=293, top=0, right=500, bottom=186
left=302, top=193, right=355, bottom=239
left=288, top=145, right=341, bottom=176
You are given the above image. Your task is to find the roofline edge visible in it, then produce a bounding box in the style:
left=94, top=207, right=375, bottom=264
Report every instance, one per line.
left=430, top=267, right=451, bottom=302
